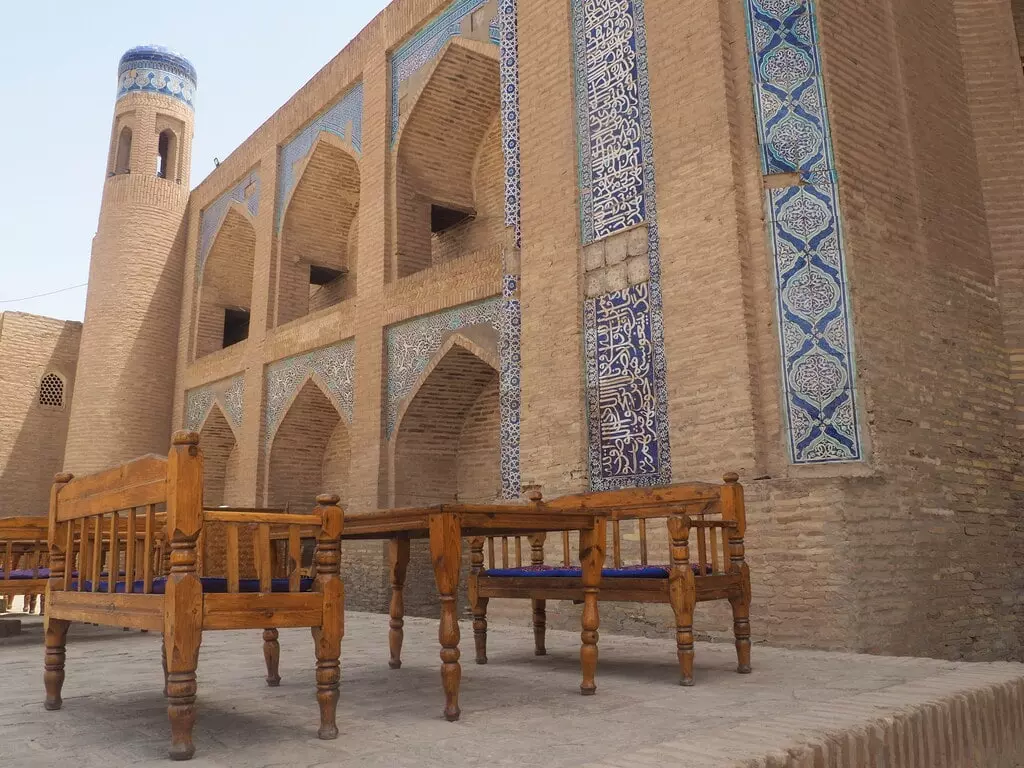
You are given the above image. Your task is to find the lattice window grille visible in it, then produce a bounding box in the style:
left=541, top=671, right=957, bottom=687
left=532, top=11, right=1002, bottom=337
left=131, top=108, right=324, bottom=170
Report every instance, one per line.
left=39, top=373, right=65, bottom=408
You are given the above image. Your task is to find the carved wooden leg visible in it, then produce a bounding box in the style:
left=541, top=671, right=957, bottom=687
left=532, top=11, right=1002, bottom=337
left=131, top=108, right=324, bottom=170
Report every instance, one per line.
left=429, top=513, right=462, bottom=721
left=667, top=515, right=697, bottom=686
left=263, top=628, right=282, bottom=686
left=388, top=538, right=410, bottom=670
left=312, top=626, right=340, bottom=739
left=468, top=537, right=488, bottom=665
left=312, top=494, right=344, bottom=740
left=579, top=519, right=606, bottom=696
left=28, top=595, right=38, bottom=614
left=164, top=629, right=201, bottom=761
left=43, top=618, right=70, bottom=710
left=532, top=599, right=547, bottom=656
left=730, top=563, right=752, bottom=674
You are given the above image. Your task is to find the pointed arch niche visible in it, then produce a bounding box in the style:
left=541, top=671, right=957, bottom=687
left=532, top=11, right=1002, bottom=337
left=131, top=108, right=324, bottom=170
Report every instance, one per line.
left=391, top=330, right=501, bottom=507
left=276, top=135, right=361, bottom=326
left=197, top=402, right=249, bottom=576
left=265, top=377, right=351, bottom=513
left=196, top=203, right=257, bottom=357
left=392, top=39, right=502, bottom=280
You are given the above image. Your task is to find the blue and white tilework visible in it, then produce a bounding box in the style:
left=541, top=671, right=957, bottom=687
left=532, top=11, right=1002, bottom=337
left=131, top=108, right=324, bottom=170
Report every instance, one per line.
left=499, top=276, right=522, bottom=498
left=389, top=0, right=492, bottom=143
left=276, top=83, right=363, bottom=230
left=197, top=170, right=260, bottom=277
left=743, top=0, right=862, bottom=462
left=499, top=0, right=521, bottom=245
left=264, top=341, right=355, bottom=445
left=185, top=374, right=245, bottom=432
left=573, top=0, right=672, bottom=489
left=117, top=45, right=196, bottom=109
left=385, top=299, right=501, bottom=438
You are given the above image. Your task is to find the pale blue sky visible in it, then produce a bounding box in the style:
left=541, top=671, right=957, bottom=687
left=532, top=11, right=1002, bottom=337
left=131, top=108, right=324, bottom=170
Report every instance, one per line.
left=0, top=0, right=390, bottom=321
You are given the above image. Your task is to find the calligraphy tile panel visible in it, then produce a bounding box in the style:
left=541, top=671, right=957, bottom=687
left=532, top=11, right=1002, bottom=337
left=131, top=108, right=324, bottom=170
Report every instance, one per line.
left=198, top=170, right=260, bottom=276
left=573, top=0, right=672, bottom=489
left=276, top=83, right=363, bottom=230
left=499, top=0, right=521, bottom=245
left=744, top=0, right=863, bottom=462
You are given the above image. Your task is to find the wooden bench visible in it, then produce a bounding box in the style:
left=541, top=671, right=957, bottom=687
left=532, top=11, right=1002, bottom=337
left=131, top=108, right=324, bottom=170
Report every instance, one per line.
left=44, top=431, right=345, bottom=760
left=467, top=474, right=750, bottom=690
left=0, top=516, right=49, bottom=613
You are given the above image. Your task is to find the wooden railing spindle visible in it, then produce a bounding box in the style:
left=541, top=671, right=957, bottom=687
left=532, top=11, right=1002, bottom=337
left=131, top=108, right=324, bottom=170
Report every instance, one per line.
left=108, top=511, right=119, bottom=593
left=612, top=520, right=622, bottom=568
left=258, top=523, right=272, bottom=592
left=125, top=509, right=136, bottom=594
left=696, top=524, right=708, bottom=575
left=486, top=537, right=495, bottom=570
left=514, top=537, right=522, bottom=567
left=562, top=531, right=570, bottom=567
left=90, top=515, right=103, bottom=592
left=710, top=526, right=721, bottom=575
left=143, top=505, right=155, bottom=594
left=226, top=525, right=239, bottom=593
left=288, top=524, right=301, bottom=593
left=501, top=537, right=509, bottom=568
left=639, top=518, right=648, bottom=565
left=3, top=541, right=11, bottom=581
left=77, top=518, right=88, bottom=592
left=62, top=523, right=73, bottom=591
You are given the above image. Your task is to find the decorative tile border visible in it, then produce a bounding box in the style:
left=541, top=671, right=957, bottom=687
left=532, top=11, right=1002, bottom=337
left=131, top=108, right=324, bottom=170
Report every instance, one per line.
left=198, top=169, right=260, bottom=276
left=185, top=374, right=245, bottom=432
left=499, top=276, right=522, bottom=498
left=276, top=83, right=363, bottom=230
left=385, top=299, right=501, bottom=438
left=573, top=0, right=672, bottom=489
left=499, top=0, right=521, bottom=245
left=389, top=0, right=492, bottom=143
left=117, top=46, right=196, bottom=109
left=743, top=0, right=862, bottom=462
left=264, top=341, right=355, bottom=445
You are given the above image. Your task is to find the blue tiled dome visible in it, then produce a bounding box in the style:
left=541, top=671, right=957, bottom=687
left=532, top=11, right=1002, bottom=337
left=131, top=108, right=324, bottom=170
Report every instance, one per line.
left=118, top=45, right=197, bottom=87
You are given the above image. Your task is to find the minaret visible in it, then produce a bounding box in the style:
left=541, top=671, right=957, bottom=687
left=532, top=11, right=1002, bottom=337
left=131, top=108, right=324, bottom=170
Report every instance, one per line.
left=63, top=46, right=197, bottom=474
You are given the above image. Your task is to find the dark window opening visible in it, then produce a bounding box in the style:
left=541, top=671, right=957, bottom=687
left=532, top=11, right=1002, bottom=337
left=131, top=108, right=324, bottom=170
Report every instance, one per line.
left=157, top=129, right=177, bottom=180
left=430, top=204, right=473, bottom=234
left=222, top=308, right=250, bottom=348
left=114, top=127, right=132, bottom=175
left=309, top=265, right=346, bottom=286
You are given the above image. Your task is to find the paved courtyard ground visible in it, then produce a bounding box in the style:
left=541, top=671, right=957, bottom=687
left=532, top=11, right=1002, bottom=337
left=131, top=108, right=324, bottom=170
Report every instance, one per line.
left=2, top=611, right=1024, bottom=767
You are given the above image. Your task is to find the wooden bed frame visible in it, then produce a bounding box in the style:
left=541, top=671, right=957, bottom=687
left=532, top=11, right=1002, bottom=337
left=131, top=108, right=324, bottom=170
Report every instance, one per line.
left=0, top=516, right=49, bottom=613
left=467, top=475, right=750, bottom=689
left=43, top=431, right=344, bottom=761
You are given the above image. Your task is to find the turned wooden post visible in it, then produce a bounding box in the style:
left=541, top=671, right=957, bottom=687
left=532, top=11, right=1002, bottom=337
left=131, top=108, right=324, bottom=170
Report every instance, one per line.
left=578, top=517, right=606, bottom=695
left=722, top=473, right=752, bottom=674
left=311, top=494, right=344, bottom=740
left=388, top=537, right=410, bottom=669
left=43, top=472, right=73, bottom=711
left=528, top=533, right=547, bottom=656
left=263, top=628, right=281, bottom=686
left=667, top=513, right=697, bottom=686
left=429, top=512, right=462, bottom=721
left=467, top=537, right=488, bottom=664
left=163, top=431, right=204, bottom=761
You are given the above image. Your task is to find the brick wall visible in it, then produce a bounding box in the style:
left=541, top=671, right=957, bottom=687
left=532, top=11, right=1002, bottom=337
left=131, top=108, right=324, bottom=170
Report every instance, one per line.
left=0, top=313, right=81, bottom=517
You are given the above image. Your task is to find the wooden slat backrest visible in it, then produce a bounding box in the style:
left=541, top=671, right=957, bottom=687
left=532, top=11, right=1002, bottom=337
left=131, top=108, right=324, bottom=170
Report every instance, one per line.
left=479, top=476, right=743, bottom=576
left=55, top=455, right=168, bottom=522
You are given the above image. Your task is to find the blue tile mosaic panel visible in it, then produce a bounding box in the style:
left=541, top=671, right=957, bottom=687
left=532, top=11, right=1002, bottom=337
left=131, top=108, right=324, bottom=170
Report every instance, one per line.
left=117, top=46, right=196, bottom=109
left=499, top=276, right=522, bottom=498
left=185, top=374, right=245, bottom=431
left=389, top=0, right=493, bottom=143
left=197, top=170, right=260, bottom=276
left=573, top=0, right=672, bottom=489
left=264, top=342, right=355, bottom=445
left=499, top=0, right=521, bottom=245
left=276, top=83, right=363, bottom=230
left=743, top=0, right=862, bottom=462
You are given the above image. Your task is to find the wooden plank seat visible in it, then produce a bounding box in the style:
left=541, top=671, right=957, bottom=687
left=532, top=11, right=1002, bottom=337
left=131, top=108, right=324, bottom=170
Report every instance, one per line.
left=43, top=431, right=344, bottom=761
left=467, top=474, right=751, bottom=689
left=0, top=516, right=50, bottom=612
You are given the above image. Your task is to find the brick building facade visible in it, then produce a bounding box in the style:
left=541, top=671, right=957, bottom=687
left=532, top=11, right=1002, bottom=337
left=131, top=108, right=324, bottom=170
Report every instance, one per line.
left=2, top=0, right=1023, bottom=660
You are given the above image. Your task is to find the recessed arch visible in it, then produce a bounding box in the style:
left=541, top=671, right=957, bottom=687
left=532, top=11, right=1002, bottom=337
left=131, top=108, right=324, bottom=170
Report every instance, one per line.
left=266, top=376, right=351, bottom=514
left=277, top=133, right=361, bottom=326
left=196, top=202, right=257, bottom=358
left=393, top=39, right=503, bottom=280
left=114, top=126, right=132, bottom=174
left=391, top=328, right=501, bottom=507
left=198, top=403, right=250, bottom=576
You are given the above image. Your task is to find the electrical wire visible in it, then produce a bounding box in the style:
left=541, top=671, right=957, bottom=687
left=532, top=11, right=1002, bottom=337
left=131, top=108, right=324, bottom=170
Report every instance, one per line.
left=0, top=283, right=87, bottom=304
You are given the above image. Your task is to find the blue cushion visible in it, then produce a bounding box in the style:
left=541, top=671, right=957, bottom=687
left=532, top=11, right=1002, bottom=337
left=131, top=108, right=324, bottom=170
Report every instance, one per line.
left=483, top=564, right=712, bottom=578
left=0, top=568, right=50, bottom=580
left=68, top=576, right=314, bottom=594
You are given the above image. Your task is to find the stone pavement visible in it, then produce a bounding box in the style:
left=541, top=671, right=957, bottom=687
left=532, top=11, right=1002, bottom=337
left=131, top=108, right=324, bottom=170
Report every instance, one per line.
left=2, top=611, right=1024, bottom=767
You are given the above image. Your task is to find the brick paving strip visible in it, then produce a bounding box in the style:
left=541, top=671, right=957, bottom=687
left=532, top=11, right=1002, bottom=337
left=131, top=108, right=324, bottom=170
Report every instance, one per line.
left=1, top=612, right=1022, bottom=767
